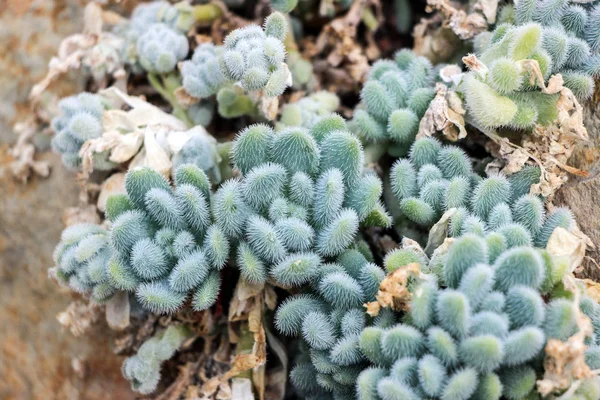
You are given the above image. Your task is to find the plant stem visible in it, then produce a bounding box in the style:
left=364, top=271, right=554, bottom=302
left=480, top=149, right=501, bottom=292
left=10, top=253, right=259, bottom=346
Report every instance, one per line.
left=148, top=72, right=194, bottom=127
left=362, top=8, right=379, bottom=31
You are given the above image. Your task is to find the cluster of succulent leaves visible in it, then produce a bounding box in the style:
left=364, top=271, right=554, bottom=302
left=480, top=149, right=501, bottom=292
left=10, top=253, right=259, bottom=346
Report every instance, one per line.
left=214, top=114, right=390, bottom=289
left=276, top=91, right=341, bottom=130
left=50, top=92, right=115, bottom=171
left=180, top=12, right=290, bottom=119
left=464, top=1, right=600, bottom=131
left=52, top=223, right=116, bottom=303
left=120, top=1, right=190, bottom=73
left=349, top=49, right=436, bottom=157
left=122, top=325, right=190, bottom=394
left=276, top=247, right=388, bottom=399
left=104, top=164, right=228, bottom=314
left=288, top=233, right=600, bottom=400
left=389, top=137, right=574, bottom=249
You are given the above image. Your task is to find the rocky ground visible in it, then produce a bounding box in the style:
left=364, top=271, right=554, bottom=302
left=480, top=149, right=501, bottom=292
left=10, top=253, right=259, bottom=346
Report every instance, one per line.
left=0, top=2, right=132, bottom=399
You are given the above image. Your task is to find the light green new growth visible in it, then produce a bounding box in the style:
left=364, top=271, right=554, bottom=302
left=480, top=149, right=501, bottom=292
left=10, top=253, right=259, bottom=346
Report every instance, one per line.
left=122, top=325, right=190, bottom=394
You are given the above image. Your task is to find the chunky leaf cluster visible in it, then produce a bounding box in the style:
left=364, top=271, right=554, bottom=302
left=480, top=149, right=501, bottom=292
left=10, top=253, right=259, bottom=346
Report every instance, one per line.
left=172, top=128, right=224, bottom=184
left=277, top=91, right=340, bottom=130
left=50, top=92, right=115, bottom=171
left=350, top=234, right=600, bottom=400
left=181, top=43, right=227, bottom=99
left=105, top=164, right=228, bottom=314
left=276, top=248, right=388, bottom=399
left=136, top=22, right=189, bottom=73
left=122, top=325, right=189, bottom=394
left=466, top=9, right=600, bottom=130
left=513, top=0, right=600, bottom=57
left=220, top=12, right=290, bottom=97
left=121, top=1, right=188, bottom=73
left=390, top=138, right=574, bottom=248
left=350, top=49, right=436, bottom=155
left=52, top=224, right=115, bottom=303
left=129, top=1, right=181, bottom=32
left=218, top=115, right=390, bottom=289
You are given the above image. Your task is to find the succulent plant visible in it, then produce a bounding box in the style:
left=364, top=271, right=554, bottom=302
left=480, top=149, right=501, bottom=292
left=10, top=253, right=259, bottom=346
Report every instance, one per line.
left=181, top=43, right=227, bottom=100
left=136, top=23, right=189, bottom=74
left=220, top=12, right=290, bottom=97
left=50, top=92, right=115, bottom=171
left=286, top=233, right=600, bottom=399
left=349, top=49, right=437, bottom=157
left=51, top=223, right=116, bottom=303
left=463, top=2, right=600, bottom=132
left=215, top=114, right=390, bottom=289
left=388, top=137, right=574, bottom=249
left=105, top=164, right=228, bottom=314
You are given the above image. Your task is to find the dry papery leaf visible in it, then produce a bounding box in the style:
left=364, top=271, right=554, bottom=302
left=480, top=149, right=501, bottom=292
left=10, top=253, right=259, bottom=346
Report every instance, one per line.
left=424, top=208, right=458, bottom=255
left=62, top=204, right=101, bottom=227
left=547, top=227, right=593, bottom=274
left=56, top=300, right=102, bottom=337
left=310, top=0, right=378, bottom=86
left=105, top=290, right=130, bottom=331
left=365, top=263, right=422, bottom=316
left=79, top=87, right=194, bottom=179
left=537, top=275, right=596, bottom=397
left=199, top=279, right=278, bottom=400
left=29, top=3, right=126, bottom=103
left=425, top=0, right=492, bottom=40
left=535, top=227, right=598, bottom=397
left=9, top=118, right=51, bottom=183
left=418, top=82, right=466, bottom=141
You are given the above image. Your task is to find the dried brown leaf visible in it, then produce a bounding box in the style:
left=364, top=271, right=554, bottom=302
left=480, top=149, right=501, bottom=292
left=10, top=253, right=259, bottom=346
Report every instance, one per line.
left=9, top=118, right=51, bottom=182
left=537, top=275, right=594, bottom=396
left=364, top=263, right=422, bottom=316
left=56, top=301, right=101, bottom=337
left=418, top=83, right=466, bottom=141
left=426, top=0, right=490, bottom=40
left=29, top=3, right=125, bottom=102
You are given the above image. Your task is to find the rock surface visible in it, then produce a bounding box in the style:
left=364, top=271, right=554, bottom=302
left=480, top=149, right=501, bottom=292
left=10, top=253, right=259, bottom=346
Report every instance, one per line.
left=0, top=2, right=133, bottom=399
left=0, top=148, right=134, bottom=400
left=555, top=85, right=600, bottom=280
